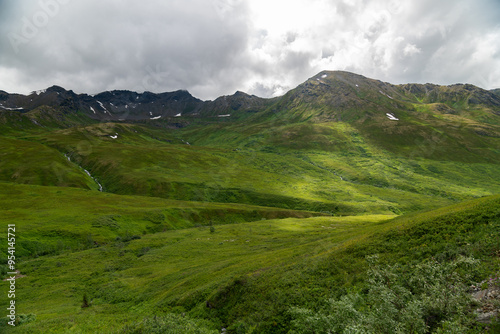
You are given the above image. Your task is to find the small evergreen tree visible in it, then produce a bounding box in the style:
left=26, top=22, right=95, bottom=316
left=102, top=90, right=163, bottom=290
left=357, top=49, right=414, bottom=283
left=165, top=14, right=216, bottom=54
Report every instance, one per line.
left=82, top=293, right=90, bottom=308
left=209, top=221, right=215, bottom=233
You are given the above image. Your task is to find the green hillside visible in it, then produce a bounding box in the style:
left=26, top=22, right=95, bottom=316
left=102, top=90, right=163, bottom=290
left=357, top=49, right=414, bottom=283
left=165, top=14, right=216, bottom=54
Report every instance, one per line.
left=5, top=119, right=498, bottom=216
left=0, top=186, right=498, bottom=333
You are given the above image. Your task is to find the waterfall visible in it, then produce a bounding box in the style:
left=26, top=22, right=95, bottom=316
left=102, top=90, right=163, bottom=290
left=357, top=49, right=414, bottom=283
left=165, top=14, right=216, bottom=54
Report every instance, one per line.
left=83, top=169, right=103, bottom=192
left=65, top=154, right=103, bottom=192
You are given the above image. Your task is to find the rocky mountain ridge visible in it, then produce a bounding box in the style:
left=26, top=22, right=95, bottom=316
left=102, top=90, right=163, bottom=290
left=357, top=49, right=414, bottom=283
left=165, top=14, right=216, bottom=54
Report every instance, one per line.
left=0, top=71, right=499, bottom=123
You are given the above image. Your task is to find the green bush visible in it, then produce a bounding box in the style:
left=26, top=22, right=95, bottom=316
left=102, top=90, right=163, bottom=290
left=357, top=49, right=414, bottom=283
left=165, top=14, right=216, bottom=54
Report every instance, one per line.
left=289, top=256, right=479, bottom=334
left=144, top=210, right=165, bottom=224
left=16, top=313, right=37, bottom=326
left=119, top=314, right=219, bottom=334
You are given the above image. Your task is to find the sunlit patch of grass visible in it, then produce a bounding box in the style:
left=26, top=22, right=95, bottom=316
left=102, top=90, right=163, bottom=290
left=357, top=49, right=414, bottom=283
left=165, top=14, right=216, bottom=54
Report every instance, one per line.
left=3, top=194, right=498, bottom=332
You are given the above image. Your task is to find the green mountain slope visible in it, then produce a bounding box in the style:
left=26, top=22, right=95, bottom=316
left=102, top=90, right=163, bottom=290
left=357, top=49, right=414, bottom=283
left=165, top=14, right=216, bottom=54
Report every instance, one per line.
left=0, top=136, right=98, bottom=189
left=0, top=182, right=325, bottom=258
left=9, top=120, right=497, bottom=216
left=1, top=186, right=498, bottom=333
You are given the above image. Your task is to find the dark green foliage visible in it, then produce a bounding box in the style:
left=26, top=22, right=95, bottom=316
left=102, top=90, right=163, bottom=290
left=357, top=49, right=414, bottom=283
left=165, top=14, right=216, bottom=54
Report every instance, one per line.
left=144, top=210, right=165, bottom=224
left=92, top=215, right=121, bottom=229
left=15, top=314, right=36, bottom=326
left=1, top=194, right=499, bottom=333
left=117, top=233, right=141, bottom=242
left=137, top=247, right=151, bottom=257
left=119, top=314, right=218, bottom=334
left=82, top=293, right=90, bottom=308
left=289, top=256, right=479, bottom=333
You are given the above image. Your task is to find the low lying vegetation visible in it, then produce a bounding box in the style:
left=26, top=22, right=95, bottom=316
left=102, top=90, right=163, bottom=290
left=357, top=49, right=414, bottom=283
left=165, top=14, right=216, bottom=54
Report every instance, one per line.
left=1, top=193, right=498, bottom=333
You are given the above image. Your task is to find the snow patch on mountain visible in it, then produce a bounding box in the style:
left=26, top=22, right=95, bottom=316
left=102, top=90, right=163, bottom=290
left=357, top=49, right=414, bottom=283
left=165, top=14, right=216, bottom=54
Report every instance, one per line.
left=97, top=101, right=109, bottom=114
left=386, top=113, right=399, bottom=121
left=379, top=90, right=393, bottom=99
left=0, top=106, right=24, bottom=110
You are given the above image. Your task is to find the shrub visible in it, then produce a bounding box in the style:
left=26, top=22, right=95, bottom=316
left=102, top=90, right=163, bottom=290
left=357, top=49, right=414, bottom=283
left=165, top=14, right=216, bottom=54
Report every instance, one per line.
left=81, top=293, right=90, bottom=308
left=119, top=314, right=218, bottom=334
left=144, top=211, right=165, bottom=224
left=16, top=313, right=36, bottom=326
left=289, top=256, right=478, bottom=333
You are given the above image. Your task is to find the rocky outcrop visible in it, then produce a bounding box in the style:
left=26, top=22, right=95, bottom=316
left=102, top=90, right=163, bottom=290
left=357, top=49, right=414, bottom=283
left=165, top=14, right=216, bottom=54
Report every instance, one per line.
left=471, top=277, right=500, bottom=324
left=1, top=71, right=499, bottom=123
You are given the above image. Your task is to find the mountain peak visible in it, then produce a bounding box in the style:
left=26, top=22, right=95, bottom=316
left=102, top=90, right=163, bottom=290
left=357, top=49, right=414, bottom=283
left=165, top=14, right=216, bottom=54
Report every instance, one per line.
left=2, top=71, right=499, bottom=122
left=312, top=70, right=370, bottom=83
left=46, top=85, right=70, bottom=93
left=234, top=90, right=248, bottom=96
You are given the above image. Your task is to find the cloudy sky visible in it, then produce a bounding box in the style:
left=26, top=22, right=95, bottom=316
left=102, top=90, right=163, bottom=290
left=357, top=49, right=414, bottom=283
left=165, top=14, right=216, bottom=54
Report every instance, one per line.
left=1, top=0, right=499, bottom=100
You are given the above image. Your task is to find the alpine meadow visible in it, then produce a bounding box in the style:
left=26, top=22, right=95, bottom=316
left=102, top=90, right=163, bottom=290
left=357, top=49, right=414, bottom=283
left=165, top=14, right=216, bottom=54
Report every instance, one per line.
left=1, top=71, right=500, bottom=333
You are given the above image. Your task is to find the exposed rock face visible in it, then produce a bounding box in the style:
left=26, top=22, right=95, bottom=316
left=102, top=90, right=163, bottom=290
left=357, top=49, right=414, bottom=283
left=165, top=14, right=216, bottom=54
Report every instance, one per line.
left=199, top=91, right=274, bottom=116
left=1, top=71, right=500, bottom=123
left=0, top=86, right=270, bottom=121
left=471, top=278, right=500, bottom=324
left=399, top=83, right=500, bottom=107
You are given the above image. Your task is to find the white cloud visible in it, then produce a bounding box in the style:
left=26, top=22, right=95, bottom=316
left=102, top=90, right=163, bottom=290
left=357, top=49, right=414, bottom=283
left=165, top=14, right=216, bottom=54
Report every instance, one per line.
left=0, top=0, right=499, bottom=99
left=403, top=44, right=422, bottom=57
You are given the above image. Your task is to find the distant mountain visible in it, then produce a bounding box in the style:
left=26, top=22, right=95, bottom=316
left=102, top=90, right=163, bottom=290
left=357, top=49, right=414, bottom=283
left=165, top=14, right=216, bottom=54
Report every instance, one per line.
left=267, top=71, right=409, bottom=122
left=89, top=89, right=203, bottom=120
left=266, top=71, right=500, bottom=122
left=198, top=91, right=276, bottom=117
left=0, top=86, right=268, bottom=122
left=0, top=86, right=204, bottom=121
left=1, top=71, right=499, bottom=126
left=398, top=82, right=500, bottom=108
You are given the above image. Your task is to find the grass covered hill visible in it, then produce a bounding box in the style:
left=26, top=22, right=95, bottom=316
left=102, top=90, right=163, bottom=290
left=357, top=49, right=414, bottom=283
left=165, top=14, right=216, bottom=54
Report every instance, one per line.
left=0, top=71, right=499, bottom=333
left=0, top=185, right=499, bottom=333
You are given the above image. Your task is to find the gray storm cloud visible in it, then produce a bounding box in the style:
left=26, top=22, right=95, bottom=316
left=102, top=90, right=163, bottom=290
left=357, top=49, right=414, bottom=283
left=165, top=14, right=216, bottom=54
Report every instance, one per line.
left=0, top=0, right=499, bottom=100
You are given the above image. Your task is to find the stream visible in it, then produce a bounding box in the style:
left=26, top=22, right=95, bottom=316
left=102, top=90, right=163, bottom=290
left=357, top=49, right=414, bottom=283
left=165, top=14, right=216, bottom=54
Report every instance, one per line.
left=65, top=154, right=103, bottom=191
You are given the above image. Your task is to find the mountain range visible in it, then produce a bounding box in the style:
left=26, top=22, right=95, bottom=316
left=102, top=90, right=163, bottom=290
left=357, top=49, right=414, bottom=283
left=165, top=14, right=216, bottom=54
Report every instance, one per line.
left=1, top=71, right=499, bottom=121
